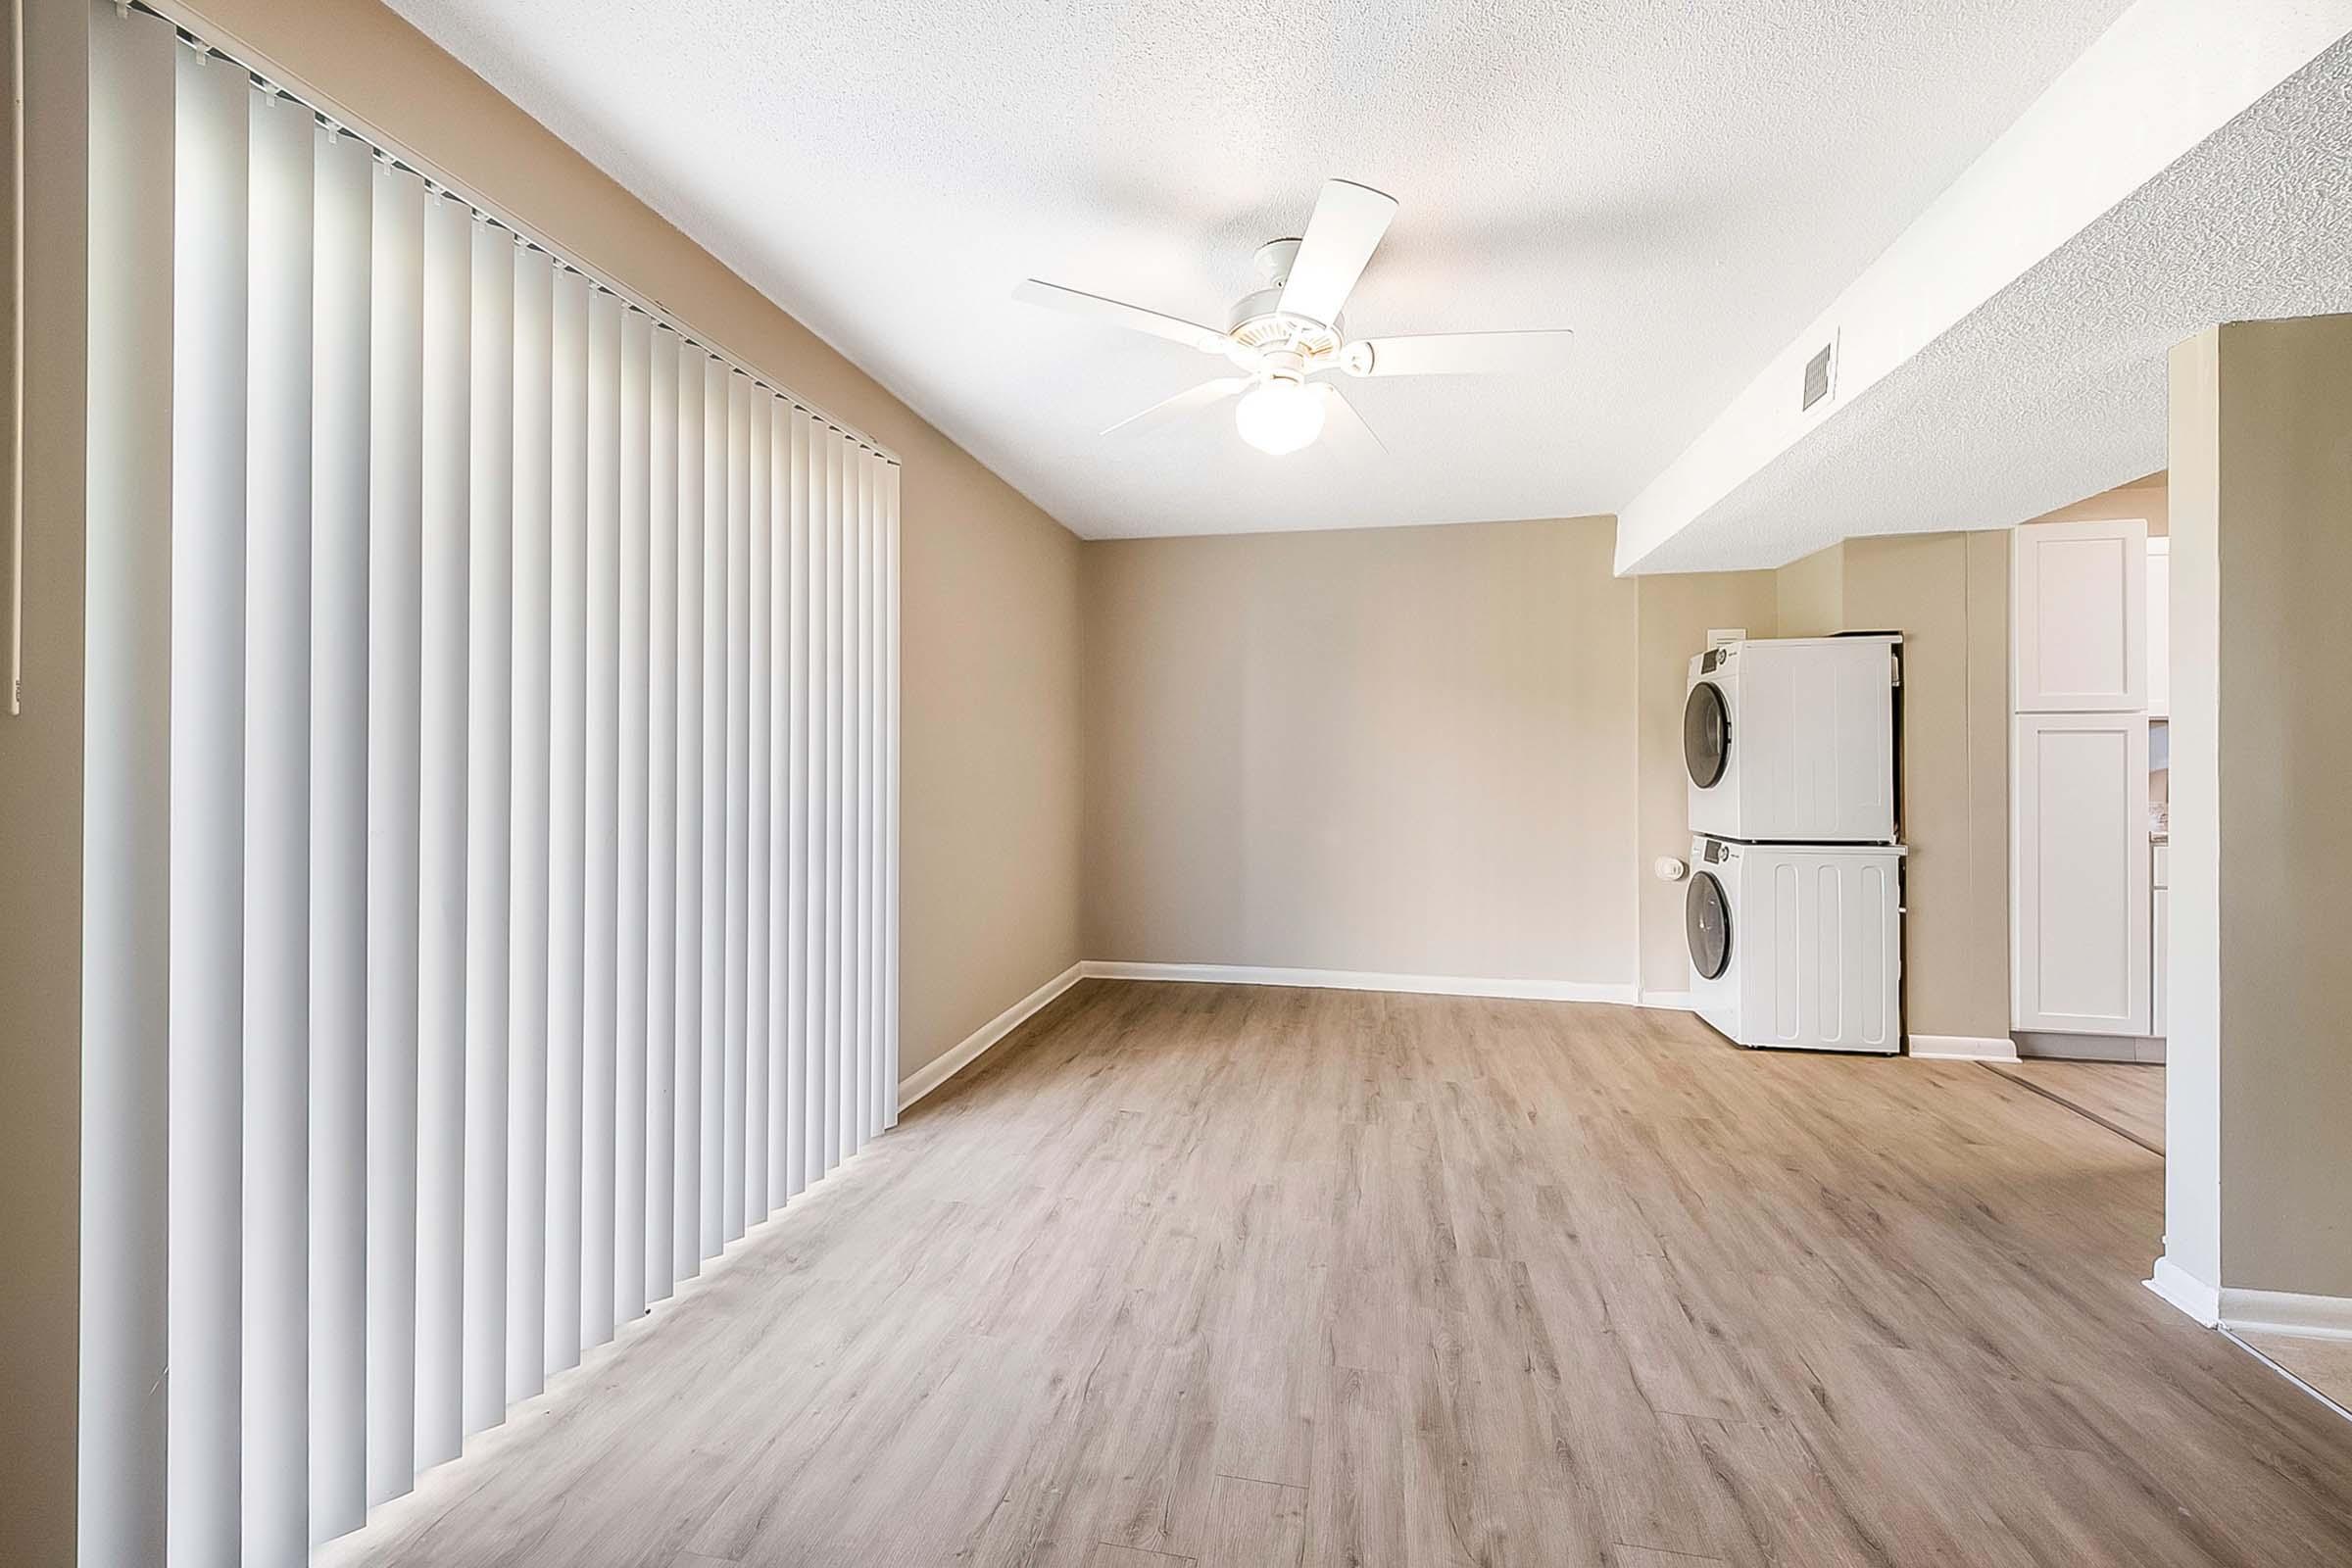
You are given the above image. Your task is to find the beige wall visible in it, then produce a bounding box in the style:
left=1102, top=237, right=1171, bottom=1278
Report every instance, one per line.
left=1, top=3, right=89, bottom=1555
left=180, top=0, right=1085, bottom=1076
left=1632, top=571, right=1780, bottom=994
left=1082, top=517, right=1642, bottom=987
left=2169, top=316, right=2352, bottom=1300
left=1772, top=544, right=1844, bottom=638
left=1765, top=531, right=2012, bottom=1043
left=2029, top=468, right=2169, bottom=534
left=1844, top=533, right=2011, bottom=1043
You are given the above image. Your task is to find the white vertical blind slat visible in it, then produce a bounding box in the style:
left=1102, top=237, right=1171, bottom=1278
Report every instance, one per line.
left=583, top=290, right=622, bottom=1350
left=843, top=445, right=865, bottom=1161
left=764, top=401, right=791, bottom=1213
left=307, top=123, right=373, bottom=1545
left=785, top=409, right=813, bottom=1198
left=672, top=346, right=706, bottom=1283
left=544, top=269, right=589, bottom=1377
left=864, top=453, right=884, bottom=1138
left=242, top=84, right=315, bottom=1568
left=80, top=11, right=175, bottom=1562
left=647, top=326, right=681, bottom=1299
left=721, top=374, right=751, bottom=1244
left=884, top=462, right=903, bottom=1127
left=834, top=435, right=856, bottom=1166
left=746, top=392, right=774, bottom=1225
left=616, top=311, right=654, bottom=1324
left=506, top=243, right=555, bottom=1403
left=699, top=357, right=728, bottom=1259
left=820, top=433, right=843, bottom=1175
left=463, top=214, right=514, bottom=1439
left=169, top=51, right=249, bottom=1564
left=859, top=451, right=880, bottom=1143
left=415, top=188, right=473, bottom=1478
left=364, top=156, right=426, bottom=1513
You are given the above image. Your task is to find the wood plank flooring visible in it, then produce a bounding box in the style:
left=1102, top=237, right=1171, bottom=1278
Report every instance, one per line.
left=1985, top=1059, right=2167, bottom=1153
left=319, top=981, right=2352, bottom=1568
left=2240, top=1332, right=2352, bottom=1420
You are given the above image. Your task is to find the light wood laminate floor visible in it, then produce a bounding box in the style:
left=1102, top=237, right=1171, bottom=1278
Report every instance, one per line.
left=1984, top=1059, right=2166, bottom=1153
left=322, top=982, right=2352, bottom=1568
left=2240, top=1333, right=2352, bottom=1420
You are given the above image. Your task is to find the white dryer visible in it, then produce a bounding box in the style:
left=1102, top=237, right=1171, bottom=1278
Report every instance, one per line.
left=1687, top=835, right=1905, bottom=1054
left=1685, top=635, right=1899, bottom=844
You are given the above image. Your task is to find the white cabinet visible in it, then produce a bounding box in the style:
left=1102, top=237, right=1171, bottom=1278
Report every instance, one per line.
left=2145, top=537, right=2171, bottom=719
left=2012, top=712, right=2151, bottom=1035
left=2013, top=517, right=2148, bottom=712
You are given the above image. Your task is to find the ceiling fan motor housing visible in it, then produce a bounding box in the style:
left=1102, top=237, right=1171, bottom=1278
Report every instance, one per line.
left=1230, top=238, right=1343, bottom=362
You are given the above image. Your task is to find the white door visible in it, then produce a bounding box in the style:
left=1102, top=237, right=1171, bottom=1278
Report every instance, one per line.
left=2014, top=518, right=2148, bottom=712
left=2012, top=712, right=2151, bottom=1034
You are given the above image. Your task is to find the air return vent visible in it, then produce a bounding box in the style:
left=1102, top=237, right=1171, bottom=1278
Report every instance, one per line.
left=1801, top=338, right=1837, bottom=412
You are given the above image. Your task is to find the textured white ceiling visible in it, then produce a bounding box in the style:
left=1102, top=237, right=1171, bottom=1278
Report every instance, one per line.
left=1629, top=33, right=2352, bottom=573
left=384, top=0, right=2131, bottom=539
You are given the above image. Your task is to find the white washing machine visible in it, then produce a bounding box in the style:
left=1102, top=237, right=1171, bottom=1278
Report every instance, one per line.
left=1687, top=835, right=1906, bottom=1054
left=1685, top=635, right=1899, bottom=844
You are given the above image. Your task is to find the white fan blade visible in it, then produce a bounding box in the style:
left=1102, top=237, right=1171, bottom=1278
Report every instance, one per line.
left=1102, top=376, right=1251, bottom=436
left=1343, top=329, right=1576, bottom=377
left=1314, top=382, right=1386, bottom=458
left=1277, top=179, right=1397, bottom=326
left=1013, top=278, right=1233, bottom=357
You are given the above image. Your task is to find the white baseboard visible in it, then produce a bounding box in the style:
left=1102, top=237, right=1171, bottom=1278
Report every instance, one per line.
left=1639, top=990, right=1695, bottom=1011
left=897, top=961, right=1084, bottom=1110
left=2221, top=1288, right=2352, bottom=1342
left=1082, top=959, right=1642, bottom=1006
left=2145, top=1257, right=2352, bottom=1343
left=1908, top=1033, right=2020, bottom=1062
left=2014, top=1030, right=2166, bottom=1063
left=2146, top=1255, right=2222, bottom=1327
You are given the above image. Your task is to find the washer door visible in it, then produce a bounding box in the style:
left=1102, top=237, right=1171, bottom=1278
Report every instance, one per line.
left=1684, top=681, right=1730, bottom=789
left=1687, top=871, right=1732, bottom=980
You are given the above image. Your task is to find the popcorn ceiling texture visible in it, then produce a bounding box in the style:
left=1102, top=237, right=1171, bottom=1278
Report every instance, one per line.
left=1633, top=35, right=2352, bottom=573
left=385, top=0, right=2129, bottom=540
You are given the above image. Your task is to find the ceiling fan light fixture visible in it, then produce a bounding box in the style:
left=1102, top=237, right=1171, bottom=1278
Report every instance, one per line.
left=1235, top=376, right=1325, bottom=455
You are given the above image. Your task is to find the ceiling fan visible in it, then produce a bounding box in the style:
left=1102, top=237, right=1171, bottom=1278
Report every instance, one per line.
left=1014, top=178, right=1575, bottom=457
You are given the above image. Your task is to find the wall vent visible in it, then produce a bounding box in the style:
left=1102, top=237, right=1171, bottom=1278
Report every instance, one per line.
left=1801, top=338, right=1837, bottom=412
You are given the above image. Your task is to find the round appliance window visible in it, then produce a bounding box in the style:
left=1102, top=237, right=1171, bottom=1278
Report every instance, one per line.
left=1683, top=682, right=1730, bottom=789
left=1686, top=871, right=1732, bottom=980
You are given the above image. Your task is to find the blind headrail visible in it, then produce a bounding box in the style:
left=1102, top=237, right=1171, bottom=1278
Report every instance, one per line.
left=124, top=0, right=902, bottom=466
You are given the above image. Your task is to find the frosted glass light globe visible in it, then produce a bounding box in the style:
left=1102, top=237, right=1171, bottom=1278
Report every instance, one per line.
left=1235, top=378, right=1325, bottom=455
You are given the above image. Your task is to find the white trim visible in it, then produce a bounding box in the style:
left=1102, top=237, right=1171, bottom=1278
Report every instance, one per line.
left=2221, top=1289, right=2352, bottom=1343
left=1907, top=1033, right=2019, bottom=1061
left=1082, top=960, right=1642, bottom=1006
left=2145, top=1255, right=2222, bottom=1327
left=2013, top=1029, right=2166, bottom=1064
left=896, top=961, right=1083, bottom=1111
left=1638, top=990, right=1695, bottom=1011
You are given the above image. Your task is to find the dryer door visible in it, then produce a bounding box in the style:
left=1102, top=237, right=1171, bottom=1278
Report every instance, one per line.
left=1684, top=681, right=1731, bottom=789
left=1687, top=870, right=1732, bottom=980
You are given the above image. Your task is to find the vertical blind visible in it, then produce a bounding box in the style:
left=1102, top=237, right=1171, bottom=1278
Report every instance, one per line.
left=78, top=6, right=902, bottom=1562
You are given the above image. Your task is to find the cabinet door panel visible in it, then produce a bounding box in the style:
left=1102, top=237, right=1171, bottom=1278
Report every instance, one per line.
left=2012, top=712, right=2151, bottom=1034
left=2014, top=518, right=2148, bottom=711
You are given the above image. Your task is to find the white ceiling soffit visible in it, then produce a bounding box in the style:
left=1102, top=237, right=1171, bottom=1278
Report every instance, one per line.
left=1616, top=0, right=2352, bottom=575
left=382, top=0, right=2133, bottom=541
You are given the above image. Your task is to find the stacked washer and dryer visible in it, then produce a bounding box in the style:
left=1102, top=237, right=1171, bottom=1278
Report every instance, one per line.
left=1682, top=635, right=1906, bottom=1054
